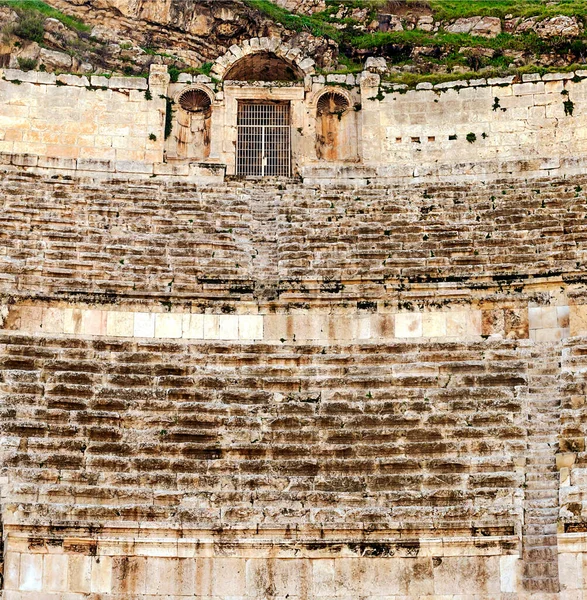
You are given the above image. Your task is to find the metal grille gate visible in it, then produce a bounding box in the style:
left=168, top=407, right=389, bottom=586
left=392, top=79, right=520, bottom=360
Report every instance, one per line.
left=237, top=102, right=291, bottom=177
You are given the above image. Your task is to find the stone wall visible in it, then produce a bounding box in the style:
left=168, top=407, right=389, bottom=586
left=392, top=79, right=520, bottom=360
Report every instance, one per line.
left=0, top=332, right=531, bottom=598
left=0, top=65, right=168, bottom=177
left=3, top=55, right=587, bottom=182
left=352, top=70, right=587, bottom=181
left=3, top=49, right=587, bottom=595
left=3, top=173, right=587, bottom=301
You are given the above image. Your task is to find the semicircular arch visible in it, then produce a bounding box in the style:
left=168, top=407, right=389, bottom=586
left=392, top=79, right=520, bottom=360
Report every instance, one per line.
left=174, top=84, right=215, bottom=113
left=210, top=37, right=315, bottom=82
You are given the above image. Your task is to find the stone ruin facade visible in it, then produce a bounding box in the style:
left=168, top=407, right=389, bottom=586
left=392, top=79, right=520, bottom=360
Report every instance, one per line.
left=2, top=37, right=587, bottom=599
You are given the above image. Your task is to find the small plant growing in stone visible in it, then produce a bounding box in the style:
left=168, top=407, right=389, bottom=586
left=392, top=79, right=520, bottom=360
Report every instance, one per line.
left=15, top=13, right=45, bottom=44
left=564, top=99, right=574, bottom=116
left=145, top=89, right=152, bottom=100
left=169, top=66, right=180, bottom=83
left=492, top=97, right=500, bottom=111
left=17, top=57, right=37, bottom=72
left=466, top=132, right=477, bottom=144
left=149, top=133, right=157, bottom=141
left=163, top=96, right=175, bottom=139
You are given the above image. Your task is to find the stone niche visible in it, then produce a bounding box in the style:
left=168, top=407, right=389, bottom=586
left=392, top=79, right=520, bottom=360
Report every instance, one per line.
left=314, top=88, right=359, bottom=162
left=166, top=85, right=214, bottom=161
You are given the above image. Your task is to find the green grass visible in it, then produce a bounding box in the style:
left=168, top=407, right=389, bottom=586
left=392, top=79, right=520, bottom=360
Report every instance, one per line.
left=336, top=0, right=587, bottom=21
left=243, top=0, right=341, bottom=41
left=381, top=61, right=587, bottom=88
left=350, top=29, right=545, bottom=55
left=428, top=0, right=587, bottom=21
left=0, top=0, right=89, bottom=32
left=243, top=0, right=587, bottom=63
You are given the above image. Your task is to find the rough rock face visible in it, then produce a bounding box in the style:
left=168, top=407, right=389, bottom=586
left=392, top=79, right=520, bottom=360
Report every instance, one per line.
left=445, top=16, right=502, bottom=38
left=534, top=15, right=583, bottom=38
left=275, top=0, right=326, bottom=15
left=72, top=0, right=272, bottom=42
left=46, top=0, right=338, bottom=69
left=510, top=14, right=582, bottom=38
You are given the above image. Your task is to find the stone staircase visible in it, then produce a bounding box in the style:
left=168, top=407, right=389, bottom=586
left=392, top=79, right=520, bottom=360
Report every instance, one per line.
left=3, top=171, right=587, bottom=596
left=0, top=333, right=530, bottom=538
left=1, top=173, right=587, bottom=300
left=522, top=344, right=561, bottom=595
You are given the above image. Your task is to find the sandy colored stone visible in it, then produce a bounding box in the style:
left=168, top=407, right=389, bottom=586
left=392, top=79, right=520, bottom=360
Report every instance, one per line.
left=239, top=314, right=263, bottom=340
left=42, top=307, right=64, bottom=334
left=106, top=311, right=134, bottom=337
left=134, top=312, right=156, bottom=338
left=395, top=313, right=422, bottom=338
left=19, top=554, right=42, bottom=592
left=183, top=313, right=204, bottom=339
left=219, top=314, right=239, bottom=340
left=155, top=312, right=183, bottom=338
left=68, top=556, right=92, bottom=593
left=43, top=554, right=68, bottom=592
left=423, top=312, right=446, bottom=337
left=91, top=556, right=112, bottom=593
left=81, top=310, right=108, bottom=336
left=203, top=314, right=221, bottom=340
left=4, top=552, right=20, bottom=590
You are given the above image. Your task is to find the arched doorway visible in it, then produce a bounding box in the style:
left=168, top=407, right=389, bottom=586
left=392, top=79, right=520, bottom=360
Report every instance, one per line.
left=226, top=52, right=300, bottom=178
left=211, top=39, right=315, bottom=177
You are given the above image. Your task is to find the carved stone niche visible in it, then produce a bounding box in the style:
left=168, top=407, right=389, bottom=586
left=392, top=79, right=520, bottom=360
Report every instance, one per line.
left=174, top=86, right=213, bottom=161
left=315, top=89, right=356, bottom=162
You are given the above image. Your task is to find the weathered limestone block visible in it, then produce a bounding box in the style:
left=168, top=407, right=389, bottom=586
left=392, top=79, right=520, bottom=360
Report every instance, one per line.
left=43, top=554, right=68, bottom=592
left=19, top=555, right=42, bottom=591
left=134, top=312, right=156, bottom=338
left=39, top=48, right=72, bottom=69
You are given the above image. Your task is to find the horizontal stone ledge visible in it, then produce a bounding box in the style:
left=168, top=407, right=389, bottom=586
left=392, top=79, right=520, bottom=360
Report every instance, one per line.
left=3, top=537, right=521, bottom=597
left=4, top=307, right=264, bottom=341
left=2, top=304, right=576, bottom=343
left=0, top=152, right=228, bottom=182
left=2, top=69, right=149, bottom=91
left=5, top=529, right=520, bottom=557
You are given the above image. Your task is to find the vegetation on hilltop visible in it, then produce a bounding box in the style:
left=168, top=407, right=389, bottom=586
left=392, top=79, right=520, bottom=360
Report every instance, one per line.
left=427, top=0, right=587, bottom=21
left=1, top=0, right=586, bottom=85
left=244, top=0, right=587, bottom=81
left=0, top=0, right=88, bottom=32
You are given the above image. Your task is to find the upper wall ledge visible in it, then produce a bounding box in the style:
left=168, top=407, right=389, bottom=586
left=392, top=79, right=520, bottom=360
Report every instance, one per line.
left=2, top=64, right=587, bottom=93
left=0, top=68, right=150, bottom=91
left=406, top=69, right=587, bottom=91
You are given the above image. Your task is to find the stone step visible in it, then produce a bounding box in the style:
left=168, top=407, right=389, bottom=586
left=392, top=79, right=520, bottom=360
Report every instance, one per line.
left=523, top=524, right=558, bottom=535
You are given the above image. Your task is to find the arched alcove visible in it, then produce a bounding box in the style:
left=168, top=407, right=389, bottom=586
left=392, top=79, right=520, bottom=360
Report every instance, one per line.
left=224, top=52, right=304, bottom=82
left=315, top=90, right=355, bottom=162
left=174, top=86, right=213, bottom=161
